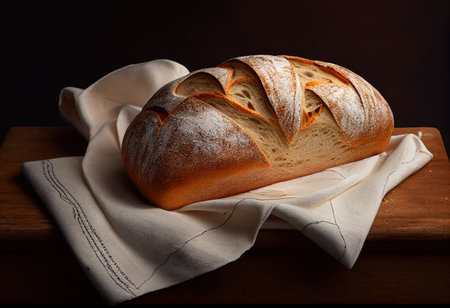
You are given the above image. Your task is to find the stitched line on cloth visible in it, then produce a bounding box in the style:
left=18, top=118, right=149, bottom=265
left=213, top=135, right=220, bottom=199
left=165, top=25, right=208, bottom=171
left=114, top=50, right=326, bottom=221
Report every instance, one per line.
left=330, top=200, right=346, bottom=261
left=41, top=160, right=137, bottom=296
left=301, top=200, right=347, bottom=261
left=138, top=199, right=245, bottom=288
left=42, top=159, right=247, bottom=293
left=381, top=150, right=432, bottom=196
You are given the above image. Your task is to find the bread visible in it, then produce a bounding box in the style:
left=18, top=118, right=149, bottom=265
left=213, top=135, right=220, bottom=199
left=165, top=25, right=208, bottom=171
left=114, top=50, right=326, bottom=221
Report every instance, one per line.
left=121, top=55, right=394, bottom=210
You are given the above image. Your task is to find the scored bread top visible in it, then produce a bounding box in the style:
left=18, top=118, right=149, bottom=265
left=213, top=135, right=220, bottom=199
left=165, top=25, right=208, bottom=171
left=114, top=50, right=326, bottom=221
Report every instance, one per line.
left=122, top=55, right=394, bottom=209
left=142, top=55, right=392, bottom=146
left=232, top=55, right=303, bottom=144
left=284, top=56, right=393, bottom=146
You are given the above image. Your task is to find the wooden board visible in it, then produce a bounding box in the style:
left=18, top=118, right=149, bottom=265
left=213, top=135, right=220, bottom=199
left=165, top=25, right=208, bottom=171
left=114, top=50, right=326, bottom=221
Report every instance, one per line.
left=0, top=126, right=449, bottom=304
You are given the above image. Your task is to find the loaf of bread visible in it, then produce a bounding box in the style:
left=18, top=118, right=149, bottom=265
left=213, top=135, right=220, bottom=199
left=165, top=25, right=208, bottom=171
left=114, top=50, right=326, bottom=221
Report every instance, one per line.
left=121, top=55, right=394, bottom=210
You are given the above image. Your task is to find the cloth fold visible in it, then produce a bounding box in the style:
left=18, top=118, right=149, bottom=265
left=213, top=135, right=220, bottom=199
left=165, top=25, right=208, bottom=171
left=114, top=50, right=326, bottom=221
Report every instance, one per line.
left=23, top=59, right=433, bottom=305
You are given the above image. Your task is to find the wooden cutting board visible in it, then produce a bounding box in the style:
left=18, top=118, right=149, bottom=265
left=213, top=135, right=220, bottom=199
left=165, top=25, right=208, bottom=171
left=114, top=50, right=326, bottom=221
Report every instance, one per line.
left=0, top=126, right=449, bottom=304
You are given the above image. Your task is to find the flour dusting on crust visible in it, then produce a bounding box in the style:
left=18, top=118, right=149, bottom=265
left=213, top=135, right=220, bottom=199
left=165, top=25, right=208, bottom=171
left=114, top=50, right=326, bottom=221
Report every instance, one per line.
left=311, top=60, right=393, bottom=144
left=190, top=67, right=232, bottom=93
left=143, top=97, right=269, bottom=186
left=307, top=83, right=365, bottom=144
left=233, top=55, right=302, bottom=143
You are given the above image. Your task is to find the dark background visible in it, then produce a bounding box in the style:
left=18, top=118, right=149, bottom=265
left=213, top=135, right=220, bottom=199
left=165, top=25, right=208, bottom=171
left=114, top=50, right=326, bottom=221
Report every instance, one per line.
left=3, top=0, right=449, bottom=152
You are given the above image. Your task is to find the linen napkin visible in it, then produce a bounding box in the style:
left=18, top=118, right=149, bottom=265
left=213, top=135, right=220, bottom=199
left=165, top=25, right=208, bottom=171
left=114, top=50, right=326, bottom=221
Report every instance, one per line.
left=22, top=59, right=433, bottom=305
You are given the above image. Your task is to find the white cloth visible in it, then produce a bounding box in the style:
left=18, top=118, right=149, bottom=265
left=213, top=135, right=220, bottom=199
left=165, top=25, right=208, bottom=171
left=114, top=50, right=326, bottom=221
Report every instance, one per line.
left=22, top=60, right=433, bottom=305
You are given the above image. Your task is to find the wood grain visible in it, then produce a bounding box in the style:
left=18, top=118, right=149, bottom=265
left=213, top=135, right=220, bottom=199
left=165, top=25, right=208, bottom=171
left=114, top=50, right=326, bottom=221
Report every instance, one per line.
left=0, top=127, right=87, bottom=251
left=0, top=126, right=449, bottom=304
left=369, top=127, right=450, bottom=242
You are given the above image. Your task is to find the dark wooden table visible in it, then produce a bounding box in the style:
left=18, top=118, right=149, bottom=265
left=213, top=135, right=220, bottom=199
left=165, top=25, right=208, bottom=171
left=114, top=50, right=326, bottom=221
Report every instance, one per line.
left=1, top=126, right=449, bottom=304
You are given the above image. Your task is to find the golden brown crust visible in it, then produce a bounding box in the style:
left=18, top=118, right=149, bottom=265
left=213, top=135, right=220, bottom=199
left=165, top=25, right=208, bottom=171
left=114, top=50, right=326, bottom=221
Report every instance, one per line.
left=284, top=55, right=394, bottom=147
left=231, top=55, right=303, bottom=143
left=123, top=97, right=269, bottom=209
left=122, top=55, right=394, bottom=210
